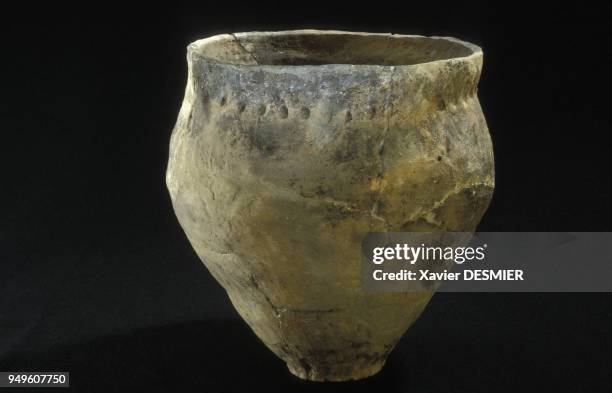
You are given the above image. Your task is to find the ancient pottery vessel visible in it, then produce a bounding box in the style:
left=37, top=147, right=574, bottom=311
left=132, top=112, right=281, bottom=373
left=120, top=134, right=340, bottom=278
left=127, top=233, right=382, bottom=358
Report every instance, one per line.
left=166, top=30, right=494, bottom=381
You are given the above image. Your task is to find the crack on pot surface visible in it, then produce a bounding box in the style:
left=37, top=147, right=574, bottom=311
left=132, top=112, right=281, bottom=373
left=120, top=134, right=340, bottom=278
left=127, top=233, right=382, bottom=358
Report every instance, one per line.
left=230, top=33, right=260, bottom=65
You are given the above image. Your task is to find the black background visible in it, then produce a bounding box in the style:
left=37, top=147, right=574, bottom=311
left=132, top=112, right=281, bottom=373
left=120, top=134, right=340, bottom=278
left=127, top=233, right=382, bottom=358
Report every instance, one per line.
left=2, top=3, right=611, bottom=392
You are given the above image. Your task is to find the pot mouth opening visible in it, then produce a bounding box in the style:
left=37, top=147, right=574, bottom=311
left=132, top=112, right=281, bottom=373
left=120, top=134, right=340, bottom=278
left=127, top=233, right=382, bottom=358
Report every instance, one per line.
left=190, top=30, right=480, bottom=67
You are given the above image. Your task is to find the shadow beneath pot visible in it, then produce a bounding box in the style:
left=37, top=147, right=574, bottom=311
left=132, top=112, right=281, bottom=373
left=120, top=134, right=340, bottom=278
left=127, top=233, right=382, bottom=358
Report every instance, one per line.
left=3, top=319, right=407, bottom=392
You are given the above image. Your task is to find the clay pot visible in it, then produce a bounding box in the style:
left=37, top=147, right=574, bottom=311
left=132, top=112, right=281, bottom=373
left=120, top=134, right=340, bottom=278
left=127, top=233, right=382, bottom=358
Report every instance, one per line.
left=166, top=30, right=494, bottom=381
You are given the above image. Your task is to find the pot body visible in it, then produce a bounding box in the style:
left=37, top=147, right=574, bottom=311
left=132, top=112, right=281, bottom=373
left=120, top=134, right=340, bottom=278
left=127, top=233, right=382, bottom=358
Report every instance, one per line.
left=167, top=31, right=494, bottom=381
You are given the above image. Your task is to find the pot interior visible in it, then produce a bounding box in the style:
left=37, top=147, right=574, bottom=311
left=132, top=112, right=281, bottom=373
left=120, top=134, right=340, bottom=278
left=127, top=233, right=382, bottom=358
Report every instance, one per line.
left=195, top=31, right=476, bottom=66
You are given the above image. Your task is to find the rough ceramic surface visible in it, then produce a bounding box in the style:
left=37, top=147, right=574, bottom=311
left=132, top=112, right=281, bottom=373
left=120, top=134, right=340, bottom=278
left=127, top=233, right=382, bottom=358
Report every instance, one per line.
left=166, top=30, right=495, bottom=381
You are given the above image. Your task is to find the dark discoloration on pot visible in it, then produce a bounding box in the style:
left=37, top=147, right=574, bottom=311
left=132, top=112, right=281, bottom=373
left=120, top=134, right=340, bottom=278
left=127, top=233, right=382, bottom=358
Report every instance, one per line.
left=166, top=30, right=494, bottom=381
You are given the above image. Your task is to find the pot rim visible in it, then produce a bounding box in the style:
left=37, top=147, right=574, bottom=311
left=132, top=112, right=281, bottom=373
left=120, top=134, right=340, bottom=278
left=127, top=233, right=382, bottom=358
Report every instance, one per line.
left=187, top=29, right=482, bottom=69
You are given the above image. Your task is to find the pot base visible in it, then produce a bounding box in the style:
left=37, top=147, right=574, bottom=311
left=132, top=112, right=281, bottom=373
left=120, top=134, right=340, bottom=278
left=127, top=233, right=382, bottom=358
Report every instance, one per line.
left=286, top=358, right=385, bottom=382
